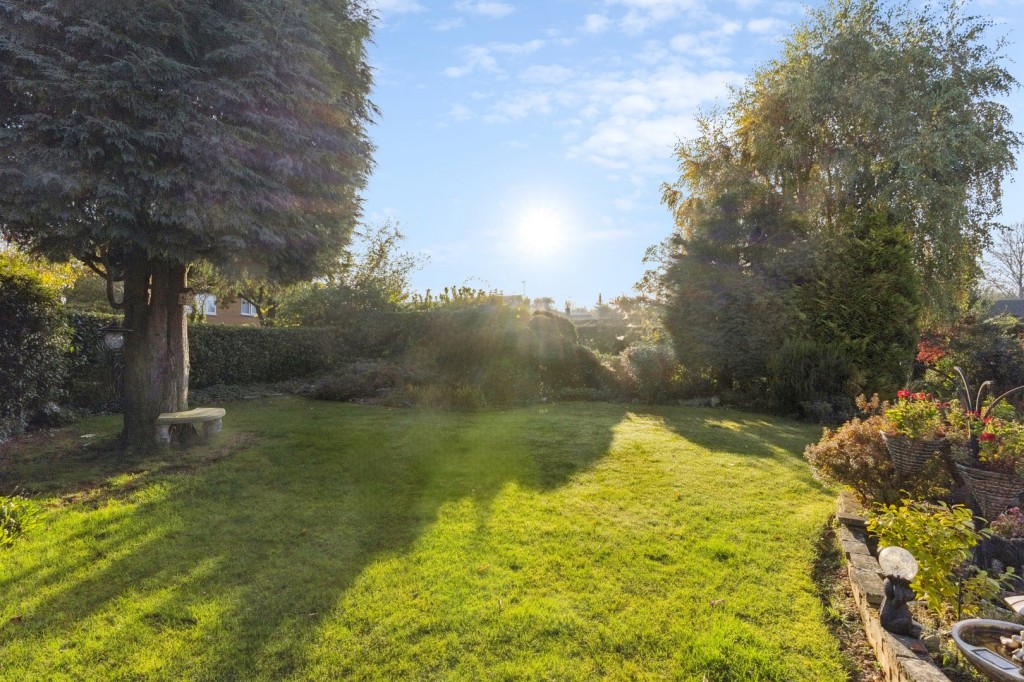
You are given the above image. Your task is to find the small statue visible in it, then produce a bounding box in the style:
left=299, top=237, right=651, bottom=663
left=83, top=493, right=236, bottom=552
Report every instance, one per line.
left=878, top=546, right=919, bottom=636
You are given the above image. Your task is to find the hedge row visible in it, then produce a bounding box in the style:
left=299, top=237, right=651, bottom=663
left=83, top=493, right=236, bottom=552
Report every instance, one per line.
left=189, top=324, right=337, bottom=388
left=65, top=313, right=342, bottom=400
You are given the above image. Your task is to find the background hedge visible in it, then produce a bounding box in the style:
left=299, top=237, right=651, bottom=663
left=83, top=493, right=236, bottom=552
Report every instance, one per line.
left=0, top=272, right=70, bottom=438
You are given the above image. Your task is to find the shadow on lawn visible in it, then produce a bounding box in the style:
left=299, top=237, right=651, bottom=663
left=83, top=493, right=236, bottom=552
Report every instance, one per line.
left=0, top=398, right=627, bottom=679
left=631, top=404, right=830, bottom=489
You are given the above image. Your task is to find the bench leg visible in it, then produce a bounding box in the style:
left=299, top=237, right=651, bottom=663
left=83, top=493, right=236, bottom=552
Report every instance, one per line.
left=202, top=418, right=223, bottom=443
left=156, top=424, right=171, bottom=447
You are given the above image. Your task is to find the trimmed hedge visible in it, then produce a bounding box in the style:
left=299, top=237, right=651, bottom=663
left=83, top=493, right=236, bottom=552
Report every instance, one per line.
left=188, top=324, right=338, bottom=388
left=64, top=314, right=340, bottom=396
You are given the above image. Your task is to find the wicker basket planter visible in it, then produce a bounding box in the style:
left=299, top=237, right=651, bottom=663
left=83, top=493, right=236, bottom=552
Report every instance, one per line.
left=955, top=463, right=1024, bottom=521
left=880, top=432, right=945, bottom=477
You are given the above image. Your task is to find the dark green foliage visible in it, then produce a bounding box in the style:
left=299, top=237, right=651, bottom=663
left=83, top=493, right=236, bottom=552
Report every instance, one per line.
left=188, top=325, right=337, bottom=389
left=313, top=361, right=406, bottom=402
left=767, top=339, right=854, bottom=420
left=798, top=210, right=920, bottom=398
left=0, top=0, right=376, bottom=283
left=575, top=319, right=640, bottom=354
left=919, top=314, right=1024, bottom=400
left=659, top=0, right=1018, bottom=409
left=620, top=344, right=681, bottom=404
left=64, top=312, right=122, bottom=411
left=0, top=271, right=70, bottom=438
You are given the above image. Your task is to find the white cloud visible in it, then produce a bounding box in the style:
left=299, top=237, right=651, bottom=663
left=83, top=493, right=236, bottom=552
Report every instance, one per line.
left=668, top=22, right=742, bottom=64
left=444, top=46, right=500, bottom=77
left=484, top=93, right=554, bottom=123
left=607, top=0, right=707, bottom=34
left=520, top=64, right=574, bottom=84
left=366, top=0, right=425, bottom=15
left=491, top=39, right=545, bottom=55
left=582, top=14, right=612, bottom=34
left=746, top=17, right=788, bottom=33
left=449, top=103, right=474, bottom=121
left=433, top=17, right=465, bottom=30
left=443, top=39, right=543, bottom=78
left=771, top=1, right=805, bottom=14
left=454, top=0, right=515, bottom=18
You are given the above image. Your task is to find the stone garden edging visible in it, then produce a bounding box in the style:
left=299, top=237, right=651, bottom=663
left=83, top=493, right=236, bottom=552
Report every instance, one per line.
left=835, top=492, right=951, bottom=682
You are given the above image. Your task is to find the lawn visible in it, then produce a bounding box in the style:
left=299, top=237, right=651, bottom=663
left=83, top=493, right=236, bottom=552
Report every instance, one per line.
left=0, top=397, right=844, bottom=681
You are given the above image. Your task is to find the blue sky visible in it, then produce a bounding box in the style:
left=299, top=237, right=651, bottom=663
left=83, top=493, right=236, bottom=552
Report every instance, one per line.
left=362, top=0, right=1024, bottom=308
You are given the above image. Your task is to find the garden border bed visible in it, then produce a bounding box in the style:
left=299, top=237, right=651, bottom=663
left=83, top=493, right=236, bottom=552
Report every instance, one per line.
left=836, top=491, right=951, bottom=682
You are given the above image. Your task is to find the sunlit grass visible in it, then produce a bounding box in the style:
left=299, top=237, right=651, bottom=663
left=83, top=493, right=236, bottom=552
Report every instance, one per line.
left=0, top=398, right=842, bottom=680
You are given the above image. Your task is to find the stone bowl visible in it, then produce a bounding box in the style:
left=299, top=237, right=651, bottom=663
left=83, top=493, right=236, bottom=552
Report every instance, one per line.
left=953, top=619, right=1024, bottom=681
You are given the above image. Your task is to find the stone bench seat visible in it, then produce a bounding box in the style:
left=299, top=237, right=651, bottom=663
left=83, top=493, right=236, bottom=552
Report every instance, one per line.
left=156, top=407, right=226, bottom=445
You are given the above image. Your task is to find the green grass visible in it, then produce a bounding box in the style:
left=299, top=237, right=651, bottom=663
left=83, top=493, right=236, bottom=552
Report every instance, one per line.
left=0, top=397, right=842, bottom=681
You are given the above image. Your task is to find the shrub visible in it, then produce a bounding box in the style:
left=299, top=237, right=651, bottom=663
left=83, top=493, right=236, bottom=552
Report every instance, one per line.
left=0, top=493, right=40, bottom=548
left=868, top=500, right=1005, bottom=622
left=804, top=415, right=899, bottom=504
left=0, top=270, right=70, bottom=438
left=313, top=361, right=406, bottom=402
left=767, top=339, right=854, bottom=420
left=620, top=343, right=680, bottom=404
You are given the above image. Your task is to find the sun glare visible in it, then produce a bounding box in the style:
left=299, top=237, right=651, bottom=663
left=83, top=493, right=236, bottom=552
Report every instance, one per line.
left=514, top=204, right=570, bottom=257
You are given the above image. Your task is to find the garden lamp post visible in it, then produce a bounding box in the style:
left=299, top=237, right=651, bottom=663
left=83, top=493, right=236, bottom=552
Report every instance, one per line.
left=99, top=323, right=129, bottom=410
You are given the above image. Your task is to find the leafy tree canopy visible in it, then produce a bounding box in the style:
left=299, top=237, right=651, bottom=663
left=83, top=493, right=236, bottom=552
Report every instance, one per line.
left=662, top=0, right=1018, bottom=317
left=0, top=0, right=375, bottom=282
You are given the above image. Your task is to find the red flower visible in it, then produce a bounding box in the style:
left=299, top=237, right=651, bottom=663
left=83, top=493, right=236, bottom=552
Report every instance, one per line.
left=981, top=432, right=997, bottom=442
left=897, top=389, right=911, bottom=399
left=913, top=392, right=927, bottom=401
left=984, top=417, right=994, bottom=424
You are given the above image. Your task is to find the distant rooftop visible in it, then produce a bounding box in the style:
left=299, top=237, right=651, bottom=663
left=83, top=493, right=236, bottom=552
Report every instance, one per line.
left=990, top=299, right=1024, bottom=318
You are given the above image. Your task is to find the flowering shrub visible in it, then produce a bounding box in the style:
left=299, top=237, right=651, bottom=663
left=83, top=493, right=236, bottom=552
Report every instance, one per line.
left=990, top=507, right=1024, bottom=539
left=884, top=390, right=944, bottom=440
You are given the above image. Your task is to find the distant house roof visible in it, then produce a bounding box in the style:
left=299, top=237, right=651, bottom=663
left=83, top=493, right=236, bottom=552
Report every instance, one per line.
left=990, top=299, right=1024, bottom=318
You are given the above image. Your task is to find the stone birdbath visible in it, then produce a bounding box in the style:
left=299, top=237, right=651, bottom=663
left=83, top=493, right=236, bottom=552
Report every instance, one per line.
left=952, top=619, right=1024, bottom=681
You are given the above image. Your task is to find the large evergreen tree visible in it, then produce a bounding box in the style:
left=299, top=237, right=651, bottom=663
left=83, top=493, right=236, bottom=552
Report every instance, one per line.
left=660, top=0, right=1017, bottom=401
left=0, top=0, right=375, bottom=449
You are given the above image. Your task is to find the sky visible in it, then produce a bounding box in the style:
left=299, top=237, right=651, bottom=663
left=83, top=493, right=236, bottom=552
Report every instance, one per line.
left=362, top=0, right=1024, bottom=309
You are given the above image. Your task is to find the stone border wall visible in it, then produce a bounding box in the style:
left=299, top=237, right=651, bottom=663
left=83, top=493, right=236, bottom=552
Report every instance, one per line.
left=835, top=492, right=950, bottom=682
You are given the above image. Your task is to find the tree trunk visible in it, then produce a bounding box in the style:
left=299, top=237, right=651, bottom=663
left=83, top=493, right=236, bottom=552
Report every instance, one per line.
left=121, top=252, right=190, bottom=452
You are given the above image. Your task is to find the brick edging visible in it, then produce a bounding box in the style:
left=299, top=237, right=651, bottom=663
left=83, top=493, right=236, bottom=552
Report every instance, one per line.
left=835, top=492, right=951, bottom=682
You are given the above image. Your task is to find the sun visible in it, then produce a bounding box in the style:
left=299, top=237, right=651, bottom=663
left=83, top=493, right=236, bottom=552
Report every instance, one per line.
left=514, top=203, right=570, bottom=257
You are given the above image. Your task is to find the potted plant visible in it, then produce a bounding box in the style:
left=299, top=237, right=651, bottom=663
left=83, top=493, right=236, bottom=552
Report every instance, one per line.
left=946, top=367, right=1024, bottom=519
left=881, top=390, right=945, bottom=477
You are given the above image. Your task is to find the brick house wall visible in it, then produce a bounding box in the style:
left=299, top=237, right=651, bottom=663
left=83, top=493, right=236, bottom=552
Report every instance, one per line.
left=197, top=294, right=261, bottom=326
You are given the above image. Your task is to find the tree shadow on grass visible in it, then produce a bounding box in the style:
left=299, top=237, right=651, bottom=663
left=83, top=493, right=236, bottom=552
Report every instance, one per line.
left=0, top=397, right=627, bottom=679
left=629, top=404, right=830, bottom=492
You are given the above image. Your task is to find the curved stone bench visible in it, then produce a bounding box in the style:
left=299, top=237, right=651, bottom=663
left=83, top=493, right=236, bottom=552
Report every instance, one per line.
left=156, top=407, right=226, bottom=446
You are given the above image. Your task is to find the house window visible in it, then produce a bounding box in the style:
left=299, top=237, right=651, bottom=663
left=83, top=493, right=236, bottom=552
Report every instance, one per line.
left=197, top=294, right=217, bottom=316
left=240, top=299, right=257, bottom=317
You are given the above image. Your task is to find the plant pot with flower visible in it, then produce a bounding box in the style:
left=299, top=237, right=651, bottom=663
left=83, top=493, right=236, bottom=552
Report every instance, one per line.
left=881, top=390, right=946, bottom=477
left=952, top=417, right=1024, bottom=521
left=945, top=368, right=1024, bottom=520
